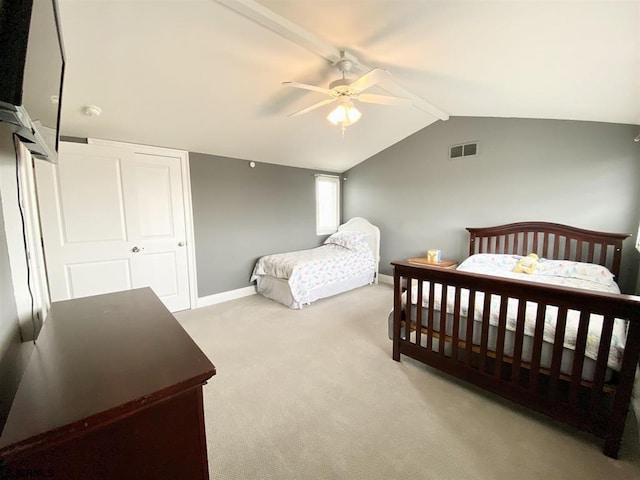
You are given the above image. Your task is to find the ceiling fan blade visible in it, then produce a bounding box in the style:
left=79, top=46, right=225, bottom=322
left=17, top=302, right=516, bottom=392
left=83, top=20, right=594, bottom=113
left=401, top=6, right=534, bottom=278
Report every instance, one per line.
left=282, top=81, right=332, bottom=95
left=288, top=98, right=336, bottom=117
left=348, top=68, right=390, bottom=93
left=357, top=93, right=412, bottom=106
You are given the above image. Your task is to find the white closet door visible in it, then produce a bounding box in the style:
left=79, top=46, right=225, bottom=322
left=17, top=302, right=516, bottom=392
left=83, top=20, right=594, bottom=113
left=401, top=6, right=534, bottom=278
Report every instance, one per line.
left=122, top=152, right=190, bottom=311
left=36, top=142, right=192, bottom=312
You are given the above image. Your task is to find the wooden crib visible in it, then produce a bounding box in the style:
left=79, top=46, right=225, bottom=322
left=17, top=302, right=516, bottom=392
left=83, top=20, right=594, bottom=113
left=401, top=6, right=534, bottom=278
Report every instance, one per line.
left=391, top=222, right=640, bottom=458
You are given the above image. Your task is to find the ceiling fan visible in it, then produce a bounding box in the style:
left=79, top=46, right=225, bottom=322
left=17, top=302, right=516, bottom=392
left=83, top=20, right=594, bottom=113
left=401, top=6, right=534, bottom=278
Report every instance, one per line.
left=217, top=0, right=449, bottom=123
left=283, top=53, right=412, bottom=133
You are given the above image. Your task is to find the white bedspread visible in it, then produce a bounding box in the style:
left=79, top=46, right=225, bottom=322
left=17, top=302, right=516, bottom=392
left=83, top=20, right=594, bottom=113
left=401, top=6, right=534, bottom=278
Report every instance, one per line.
left=251, top=244, right=376, bottom=305
left=408, top=254, right=627, bottom=371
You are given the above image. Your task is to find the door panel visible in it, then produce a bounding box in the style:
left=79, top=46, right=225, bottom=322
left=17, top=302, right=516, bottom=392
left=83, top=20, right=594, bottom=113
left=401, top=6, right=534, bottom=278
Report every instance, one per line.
left=56, top=153, right=127, bottom=243
left=132, top=161, right=174, bottom=238
left=65, top=260, right=132, bottom=298
left=132, top=252, right=179, bottom=297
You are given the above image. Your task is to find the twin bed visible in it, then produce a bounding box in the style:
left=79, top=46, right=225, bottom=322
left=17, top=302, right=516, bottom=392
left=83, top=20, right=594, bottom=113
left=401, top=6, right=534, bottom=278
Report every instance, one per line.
left=251, top=217, right=380, bottom=309
left=390, top=222, right=640, bottom=458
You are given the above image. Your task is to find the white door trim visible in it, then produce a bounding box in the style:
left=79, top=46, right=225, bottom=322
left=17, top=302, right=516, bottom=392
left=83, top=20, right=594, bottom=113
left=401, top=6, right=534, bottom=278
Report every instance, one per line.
left=86, top=138, right=198, bottom=311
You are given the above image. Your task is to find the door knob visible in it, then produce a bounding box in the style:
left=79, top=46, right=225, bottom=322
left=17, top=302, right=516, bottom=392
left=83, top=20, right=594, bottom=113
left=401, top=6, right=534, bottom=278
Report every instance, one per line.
left=178, top=242, right=185, bottom=247
left=132, top=246, right=141, bottom=253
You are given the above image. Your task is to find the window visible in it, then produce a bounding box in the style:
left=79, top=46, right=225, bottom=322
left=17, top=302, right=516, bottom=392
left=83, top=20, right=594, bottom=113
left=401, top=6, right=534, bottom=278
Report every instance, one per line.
left=315, top=175, right=340, bottom=235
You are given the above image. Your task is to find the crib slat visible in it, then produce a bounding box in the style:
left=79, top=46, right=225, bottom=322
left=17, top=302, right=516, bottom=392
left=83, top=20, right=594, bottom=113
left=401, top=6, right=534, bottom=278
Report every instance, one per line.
left=529, top=303, right=547, bottom=394
left=569, top=310, right=590, bottom=406
left=598, top=244, right=607, bottom=268
left=511, top=300, right=527, bottom=384
left=427, top=281, right=435, bottom=352
left=542, top=232, right=550, bottom=258
left=465, top=290, right=476, bottom=367
left=508, top=233, right=515, bottom=253
left=415, top=279, right=423, bottom=347
left=576, top=240, right=583, bottom=262
left=494, top=295, right=509, bottom=380
left=548, top=307, right=568, bottom=403
left=452, top=287, right=461, bottom=363
left=479, top=293, right=492, bottom=373
left=587, top=242, right=595, bottom=264
left=589, top=315, right=615, bottom=412
left=439, top=283, right=448, bottom=355
left=405, top=276, right=413, bottom=342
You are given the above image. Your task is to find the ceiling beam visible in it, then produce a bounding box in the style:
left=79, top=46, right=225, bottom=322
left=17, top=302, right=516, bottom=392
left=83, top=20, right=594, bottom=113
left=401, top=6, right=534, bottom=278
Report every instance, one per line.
left=216, top=0, right=344, bottom=63
left=216, top=0, right=449, bottom=121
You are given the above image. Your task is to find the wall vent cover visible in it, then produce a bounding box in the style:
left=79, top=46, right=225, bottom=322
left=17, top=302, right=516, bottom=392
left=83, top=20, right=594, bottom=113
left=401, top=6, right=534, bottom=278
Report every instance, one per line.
left=449, top=142, right=479, bottom=159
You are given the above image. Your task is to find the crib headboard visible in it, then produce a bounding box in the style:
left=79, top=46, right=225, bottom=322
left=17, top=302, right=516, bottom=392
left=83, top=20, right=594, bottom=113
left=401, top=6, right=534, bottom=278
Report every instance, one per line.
left=466, top=221, right=630, bottom=278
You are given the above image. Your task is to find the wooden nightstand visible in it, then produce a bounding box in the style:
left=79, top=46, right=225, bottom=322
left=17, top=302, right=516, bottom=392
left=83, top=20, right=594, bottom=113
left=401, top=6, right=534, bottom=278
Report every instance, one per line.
left=407, top=257, right=458, bottom=269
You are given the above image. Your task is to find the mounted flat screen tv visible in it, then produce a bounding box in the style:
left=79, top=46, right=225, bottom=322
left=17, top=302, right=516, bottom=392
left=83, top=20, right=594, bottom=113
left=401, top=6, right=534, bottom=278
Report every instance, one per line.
left=0, top=0, right=65, bottom=163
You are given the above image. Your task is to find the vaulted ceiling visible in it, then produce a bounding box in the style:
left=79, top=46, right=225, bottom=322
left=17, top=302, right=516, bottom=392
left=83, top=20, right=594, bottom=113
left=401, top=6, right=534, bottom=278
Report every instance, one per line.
left=57, top=1, right=640, bottom=172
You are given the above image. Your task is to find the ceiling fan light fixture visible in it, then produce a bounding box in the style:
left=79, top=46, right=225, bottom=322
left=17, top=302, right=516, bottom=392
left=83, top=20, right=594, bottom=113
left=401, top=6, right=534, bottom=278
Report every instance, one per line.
left=346, top=105, right=361, bottom=124
left=327, top=100, right=361, bottom=127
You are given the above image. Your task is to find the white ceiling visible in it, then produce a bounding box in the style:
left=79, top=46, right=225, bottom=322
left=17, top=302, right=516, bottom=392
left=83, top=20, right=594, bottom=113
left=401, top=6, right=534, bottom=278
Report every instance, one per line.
left=57, top=0, right=640, bottom=172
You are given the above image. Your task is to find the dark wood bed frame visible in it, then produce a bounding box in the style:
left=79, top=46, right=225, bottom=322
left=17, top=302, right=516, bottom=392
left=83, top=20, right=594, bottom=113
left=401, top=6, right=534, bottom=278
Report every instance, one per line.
left=391, top=222, right=640, bottom=458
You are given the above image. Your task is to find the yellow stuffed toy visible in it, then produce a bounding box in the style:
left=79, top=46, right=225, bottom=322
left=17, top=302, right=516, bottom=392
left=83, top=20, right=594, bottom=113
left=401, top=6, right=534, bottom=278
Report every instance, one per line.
left=513, top=253, right=539, bottom=274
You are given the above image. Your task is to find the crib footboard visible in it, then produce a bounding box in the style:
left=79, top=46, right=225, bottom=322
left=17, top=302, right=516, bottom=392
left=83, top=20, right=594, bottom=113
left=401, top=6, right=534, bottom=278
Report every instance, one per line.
left=391, top=261, right=640, bottom=458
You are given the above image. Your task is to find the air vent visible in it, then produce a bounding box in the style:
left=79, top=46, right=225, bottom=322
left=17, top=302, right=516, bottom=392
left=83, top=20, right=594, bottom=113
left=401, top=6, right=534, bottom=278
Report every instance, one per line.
left=449, top=142, right=479, bottom=159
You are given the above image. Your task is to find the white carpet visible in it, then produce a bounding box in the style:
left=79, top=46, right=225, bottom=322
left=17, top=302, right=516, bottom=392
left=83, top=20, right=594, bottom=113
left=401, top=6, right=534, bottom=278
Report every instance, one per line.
left=176, top=284, right=640, bottom=480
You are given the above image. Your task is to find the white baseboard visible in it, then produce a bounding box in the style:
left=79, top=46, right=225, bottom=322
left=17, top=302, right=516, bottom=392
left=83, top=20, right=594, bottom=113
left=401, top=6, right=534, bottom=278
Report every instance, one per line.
left=197, top=286, right=257, bottom=308
left=378, top=273, right=393, bottom=285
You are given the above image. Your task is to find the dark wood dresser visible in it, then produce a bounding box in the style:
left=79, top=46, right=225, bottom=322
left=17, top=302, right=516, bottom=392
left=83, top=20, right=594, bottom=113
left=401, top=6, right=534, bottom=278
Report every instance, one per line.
left=0, top=288, right=216, bottom=479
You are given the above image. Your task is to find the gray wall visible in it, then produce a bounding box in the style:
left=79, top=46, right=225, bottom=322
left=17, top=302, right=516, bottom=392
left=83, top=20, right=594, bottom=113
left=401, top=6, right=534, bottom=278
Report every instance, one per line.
left=190, top=153, right=332, bottom=297
left=0, top=129, right=34, bottom=430
left=343, top=117, right=640, bottom=294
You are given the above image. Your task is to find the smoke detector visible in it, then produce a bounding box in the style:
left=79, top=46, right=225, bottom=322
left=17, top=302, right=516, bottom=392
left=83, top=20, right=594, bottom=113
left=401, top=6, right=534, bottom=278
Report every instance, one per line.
left=82, top=105, right=102, bottom=117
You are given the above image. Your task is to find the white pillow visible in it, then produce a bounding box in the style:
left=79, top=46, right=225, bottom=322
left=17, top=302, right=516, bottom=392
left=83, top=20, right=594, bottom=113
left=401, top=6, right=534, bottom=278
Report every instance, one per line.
left=324, top=231, right=369, bottom=250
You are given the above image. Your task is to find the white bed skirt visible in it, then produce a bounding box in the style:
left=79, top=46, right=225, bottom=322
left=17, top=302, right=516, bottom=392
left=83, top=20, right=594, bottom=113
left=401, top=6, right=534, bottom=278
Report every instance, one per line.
left=256, top=270, right=375, bottom=309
